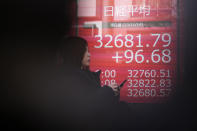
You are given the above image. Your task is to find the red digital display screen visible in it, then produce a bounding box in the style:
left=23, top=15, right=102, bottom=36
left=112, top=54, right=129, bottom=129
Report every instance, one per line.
left=75, top=0, right=179, bottom=103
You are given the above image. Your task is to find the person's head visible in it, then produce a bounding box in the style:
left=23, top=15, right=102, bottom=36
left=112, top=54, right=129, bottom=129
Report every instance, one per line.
left=59, top=36, right=90, bottom=69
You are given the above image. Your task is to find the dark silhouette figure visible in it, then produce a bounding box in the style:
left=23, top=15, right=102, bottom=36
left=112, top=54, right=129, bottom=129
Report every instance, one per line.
left=55, top=36, right=130, bottom=129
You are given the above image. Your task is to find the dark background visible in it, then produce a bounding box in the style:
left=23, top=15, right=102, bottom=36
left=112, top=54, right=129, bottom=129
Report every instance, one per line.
left=2, top=0, right=196, bottom=130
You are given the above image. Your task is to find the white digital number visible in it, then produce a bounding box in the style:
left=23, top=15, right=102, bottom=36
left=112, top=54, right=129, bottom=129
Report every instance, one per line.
left=114, top=34, right=124, bottom=48
left=124, top=50, right=144, bottom=63
left=135, top=50, right=144, bottom=63
left=162, top=33, right=171, bottom=47
left=128, top=89, right=157, bottom=97
left=104, top=34, right=113, bottom=48
left=94, top=35, right=103, bottom=48
left=151, top=49, right=171, bottom=63
left=104, top=70, right=116, bottom=78
left=104, top=79, right=116, bottom=86
left=125, top=34, right=134, bottom=47
left=151, top=49, right=160, bottom=63
left=162, top=49, right=171, bottom=63
left=151, top=34, right=160, bottom=47
left=151, top=33, right=171, bottom=47
left=136, top=34, right=143, bottom=47
left=125, top=50, right=134, bottom=63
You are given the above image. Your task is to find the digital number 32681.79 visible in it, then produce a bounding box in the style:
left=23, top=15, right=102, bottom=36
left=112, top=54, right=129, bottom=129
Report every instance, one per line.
left=94, top=33, right=171, bottom=48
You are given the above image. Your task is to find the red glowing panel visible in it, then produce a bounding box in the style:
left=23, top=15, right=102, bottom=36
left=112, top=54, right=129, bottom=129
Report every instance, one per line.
left=76, top=0, right=178, bottom=103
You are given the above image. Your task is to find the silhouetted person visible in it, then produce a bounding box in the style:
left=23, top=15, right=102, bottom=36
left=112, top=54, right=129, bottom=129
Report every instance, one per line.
left=56, top=36, right=131, bottom=129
